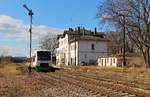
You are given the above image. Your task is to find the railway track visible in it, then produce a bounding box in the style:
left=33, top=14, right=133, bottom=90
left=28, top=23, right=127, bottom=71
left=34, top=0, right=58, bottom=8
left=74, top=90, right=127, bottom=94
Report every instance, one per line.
left=78, top=72, right=150, bottom=90
left=74, top=74, right=150, bottom=97
left=46, top=72, right=150, bottom=97
left=34, top=72, right=94, bottom=97
left=22, top=67, right=150, bottom=97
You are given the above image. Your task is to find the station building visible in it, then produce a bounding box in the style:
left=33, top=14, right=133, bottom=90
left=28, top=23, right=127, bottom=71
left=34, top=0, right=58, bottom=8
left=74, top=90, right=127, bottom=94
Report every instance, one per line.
left=56, top=27, right=109, bottom=66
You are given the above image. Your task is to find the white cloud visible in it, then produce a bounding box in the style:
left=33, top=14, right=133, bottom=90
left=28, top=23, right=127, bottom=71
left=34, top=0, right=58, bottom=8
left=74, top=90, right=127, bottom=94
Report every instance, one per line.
left=0, top=45, right=13, bottom=56
left=0, top=15, right=63, bottom=56
left=0, top=15, right=63, bottom=41
left=0, top=45, right=29, bottom=57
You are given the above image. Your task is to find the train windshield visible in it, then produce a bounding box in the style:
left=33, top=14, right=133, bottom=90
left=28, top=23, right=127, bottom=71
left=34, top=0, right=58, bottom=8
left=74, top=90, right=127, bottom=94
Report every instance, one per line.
left=37, top=51, right=51, bottom=61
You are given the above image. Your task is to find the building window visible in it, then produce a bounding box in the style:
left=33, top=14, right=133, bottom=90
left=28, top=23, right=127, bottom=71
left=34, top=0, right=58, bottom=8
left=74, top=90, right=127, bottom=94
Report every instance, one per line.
left=110, top=59, right=112, bottom=66
left=105, top=59, right=107, bottom=66
left=91, top=44, right=95, bottom=50
left=113, top=58, right=115, bottom=63
left=101, top=59, right=103, bottom=66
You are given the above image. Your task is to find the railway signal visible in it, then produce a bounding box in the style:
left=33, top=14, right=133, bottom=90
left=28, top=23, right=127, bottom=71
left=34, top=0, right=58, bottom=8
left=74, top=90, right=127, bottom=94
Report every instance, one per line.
left=23, top=4, right=34, bottom=73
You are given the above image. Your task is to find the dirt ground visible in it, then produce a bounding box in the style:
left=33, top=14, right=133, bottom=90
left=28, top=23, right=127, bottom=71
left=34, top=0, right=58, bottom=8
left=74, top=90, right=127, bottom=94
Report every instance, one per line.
left=0, top=63, right=150, bottom=97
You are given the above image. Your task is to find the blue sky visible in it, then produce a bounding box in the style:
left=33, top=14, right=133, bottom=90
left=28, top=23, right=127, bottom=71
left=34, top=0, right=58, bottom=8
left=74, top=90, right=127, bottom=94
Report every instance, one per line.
left=0, top=0, right=102, bottom=56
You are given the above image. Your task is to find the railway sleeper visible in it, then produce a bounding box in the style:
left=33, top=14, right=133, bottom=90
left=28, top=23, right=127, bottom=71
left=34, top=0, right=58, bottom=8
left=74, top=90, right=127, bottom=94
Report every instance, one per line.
left=74, top=74, right=150, bottom=97
left=49, top=74, right=114, bottom=97
left=52, top=74, right=131, bottom=97
left=59, top=74, right=134, bottom=97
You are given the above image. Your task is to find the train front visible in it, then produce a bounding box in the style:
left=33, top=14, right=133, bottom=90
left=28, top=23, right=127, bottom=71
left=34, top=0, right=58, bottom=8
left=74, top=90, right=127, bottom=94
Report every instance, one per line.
left=36, top=50, right=52, bottom=71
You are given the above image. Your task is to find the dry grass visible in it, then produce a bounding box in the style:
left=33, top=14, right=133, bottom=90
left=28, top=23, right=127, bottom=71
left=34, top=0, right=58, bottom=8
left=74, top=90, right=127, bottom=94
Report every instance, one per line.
left=0, top=63, right=24, bottom=97
left=0, top=63, right=21, bottom=76
left=126, top=67, right=148, bottom=73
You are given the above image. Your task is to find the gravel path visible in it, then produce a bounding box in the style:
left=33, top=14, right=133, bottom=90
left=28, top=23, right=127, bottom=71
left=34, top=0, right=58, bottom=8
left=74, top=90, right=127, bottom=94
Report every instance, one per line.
left=1, top=64, right=150, bottom=97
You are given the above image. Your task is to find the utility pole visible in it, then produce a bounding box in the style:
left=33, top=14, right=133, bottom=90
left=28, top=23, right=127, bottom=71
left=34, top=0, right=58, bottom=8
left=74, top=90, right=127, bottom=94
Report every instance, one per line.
left=23, top=4, right=34, bottom=73
left=74, top=33, right=76, bottom=66
left=122, top=15, right=126, bottom=68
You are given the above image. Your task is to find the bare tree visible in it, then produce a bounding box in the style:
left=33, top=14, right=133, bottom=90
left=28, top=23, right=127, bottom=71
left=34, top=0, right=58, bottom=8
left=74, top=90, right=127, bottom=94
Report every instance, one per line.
left=39, top=34, right=57, bottom=56
left=106, top=31, right=123, bottom=55
left=107, top=31, right=135, bottom=55
left=97, top=0, right=150, bottom=67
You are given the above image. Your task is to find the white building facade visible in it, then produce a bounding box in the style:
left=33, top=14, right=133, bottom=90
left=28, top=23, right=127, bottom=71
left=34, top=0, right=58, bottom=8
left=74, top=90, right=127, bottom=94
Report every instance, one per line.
left=56, top=27, right=108, bottom=66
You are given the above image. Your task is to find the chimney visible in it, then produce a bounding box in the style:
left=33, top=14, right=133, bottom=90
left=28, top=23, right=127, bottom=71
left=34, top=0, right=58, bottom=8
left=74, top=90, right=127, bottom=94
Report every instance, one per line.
left=69, top=28, right=73, bottom=32
left=94, top=27, right=97, bottom=35
left=75, top=28, right=78, bottom=33
left=83, top=27, right=85, bottom=36
left=78, top=26, right=80, bottom=33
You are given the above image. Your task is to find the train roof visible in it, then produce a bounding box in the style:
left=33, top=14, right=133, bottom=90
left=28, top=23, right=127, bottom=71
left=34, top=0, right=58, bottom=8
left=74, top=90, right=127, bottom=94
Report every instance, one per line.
left=32, top=50, right=51, bottom=55
left=34, top=49, right=51, bottom=52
